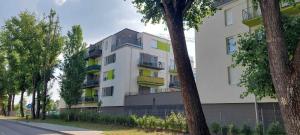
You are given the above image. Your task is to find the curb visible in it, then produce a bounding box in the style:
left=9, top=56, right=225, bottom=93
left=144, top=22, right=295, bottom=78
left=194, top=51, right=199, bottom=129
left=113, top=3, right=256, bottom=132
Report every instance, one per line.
left=4, top=120, right=72, bottom=135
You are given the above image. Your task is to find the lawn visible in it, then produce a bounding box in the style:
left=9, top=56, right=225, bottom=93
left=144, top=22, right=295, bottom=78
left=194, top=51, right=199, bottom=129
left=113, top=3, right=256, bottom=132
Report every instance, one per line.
left=21, top=118, right=180, bottom=135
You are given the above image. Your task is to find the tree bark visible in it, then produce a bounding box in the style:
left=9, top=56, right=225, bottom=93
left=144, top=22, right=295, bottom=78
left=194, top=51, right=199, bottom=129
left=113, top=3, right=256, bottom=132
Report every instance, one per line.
left=7, top=94, right=12, bottom=116
left=20, top=90, right=25, bottom=117
left=36, top=85, right=41, bottom=119
left=12, top=94, right=15, bottom=111
left=42, top=80, right=48, bottom=120
left=161, top=1, right=210, bottom=135
left=259, top=0, right=300, bottom=134
left=31, top=75, right=36, bottom=119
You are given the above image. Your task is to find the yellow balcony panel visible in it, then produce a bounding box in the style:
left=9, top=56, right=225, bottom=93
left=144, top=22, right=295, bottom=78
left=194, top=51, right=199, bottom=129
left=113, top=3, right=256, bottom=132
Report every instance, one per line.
left=137, top=76, right=164, bottom=86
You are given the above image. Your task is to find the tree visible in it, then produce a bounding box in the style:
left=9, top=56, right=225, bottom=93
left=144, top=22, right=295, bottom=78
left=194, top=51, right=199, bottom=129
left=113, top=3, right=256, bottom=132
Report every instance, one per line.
left=131, top=0, right=215, bottom=134
left=253, top=0, right=300, bottom=134
left=41, top=9, right=64, bottom=120
left=60, top=25, right=86, bottom=109
left=0, top=11, right=45, bottom=118
left=233, top=16, right=300, bottom=99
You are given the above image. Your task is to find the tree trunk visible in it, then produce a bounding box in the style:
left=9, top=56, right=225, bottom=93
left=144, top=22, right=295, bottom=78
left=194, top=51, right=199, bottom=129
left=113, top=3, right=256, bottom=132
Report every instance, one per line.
left=31, top=76, right=36, bottom=119
left=42, top=80, right=48, bottom=120
left=20, top=90, right=25, bottom=117
left=162, top=2, right=210, bottom=135
left=12, top=94, right=15, bottom=111
left=36, top=86, right=41, bottom=119
left=259, top=0, right=300, bottom=134
left=7, top=94, right=12, bottom=116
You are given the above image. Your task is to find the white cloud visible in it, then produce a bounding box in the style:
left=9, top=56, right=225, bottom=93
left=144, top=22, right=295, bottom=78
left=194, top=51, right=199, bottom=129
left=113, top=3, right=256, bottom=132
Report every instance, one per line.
left=54, top=0, right=66, bottom=6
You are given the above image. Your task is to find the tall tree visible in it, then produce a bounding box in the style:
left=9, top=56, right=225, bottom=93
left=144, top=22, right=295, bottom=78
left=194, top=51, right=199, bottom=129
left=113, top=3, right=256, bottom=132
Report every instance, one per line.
left=41, top=9, right=64, bottom=120
left=131, top=0, right=215, bottom=134
left=233, top=16, right=300, bottom=99
left=60, top=25, right=86, bottom=109
left=254, top=0, right=300, bottom=134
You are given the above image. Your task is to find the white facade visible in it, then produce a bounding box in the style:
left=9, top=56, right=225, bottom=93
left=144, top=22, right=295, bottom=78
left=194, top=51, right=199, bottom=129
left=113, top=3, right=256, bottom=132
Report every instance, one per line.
left=80, top=29, right=180, bottom=108
left=195, top=0, right=276, bottom=104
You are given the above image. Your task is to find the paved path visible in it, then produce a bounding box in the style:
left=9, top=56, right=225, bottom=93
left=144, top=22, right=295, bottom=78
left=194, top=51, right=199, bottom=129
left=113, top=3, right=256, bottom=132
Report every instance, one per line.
left=0, top=120, right=62, bottom=135
left=16, top=120, right=103, bottom=135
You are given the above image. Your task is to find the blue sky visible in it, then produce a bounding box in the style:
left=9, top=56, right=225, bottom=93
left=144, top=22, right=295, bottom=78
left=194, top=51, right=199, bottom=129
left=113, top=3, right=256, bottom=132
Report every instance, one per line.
left=0, top=0, right=195, bottom=101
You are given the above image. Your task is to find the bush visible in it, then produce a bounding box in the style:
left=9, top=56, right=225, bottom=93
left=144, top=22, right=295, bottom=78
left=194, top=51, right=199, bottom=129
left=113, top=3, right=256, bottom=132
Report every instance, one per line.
left=210, top=122, right=221, bottom=135
left=267, top=121, right=286, bottom=135
left=240, top=124, right=252, bottom=135
left=254, top=123, right=264, bottom=135
left=221, top=126, right=228, bottom=135
left=227, top=124, right=240, bottom=135
left=52, top=110, right=187, bottom=133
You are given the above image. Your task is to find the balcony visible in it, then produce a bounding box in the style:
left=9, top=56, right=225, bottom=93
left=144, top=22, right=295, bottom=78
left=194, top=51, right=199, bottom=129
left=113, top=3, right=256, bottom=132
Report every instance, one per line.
left=169, top=81, right=180, bottom=89
left=137, top=76, right=164, bottom=86
left=86, top=65, right=101, bottom=74
left=78, top=96, right=98, bottom=107
left=242, top=2, right=300, bottom=27
left=82, top=79, right=99, bottom=88
left=138, top=61, right=164, bottom=70
left=85, top=48, right=102, bottom=60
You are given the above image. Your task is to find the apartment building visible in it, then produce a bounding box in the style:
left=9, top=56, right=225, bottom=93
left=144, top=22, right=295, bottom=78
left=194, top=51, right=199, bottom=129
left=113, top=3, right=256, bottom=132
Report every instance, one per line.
left=196, top=0, right=300, bottom=128
left=59, top=28, right=184, bottom=116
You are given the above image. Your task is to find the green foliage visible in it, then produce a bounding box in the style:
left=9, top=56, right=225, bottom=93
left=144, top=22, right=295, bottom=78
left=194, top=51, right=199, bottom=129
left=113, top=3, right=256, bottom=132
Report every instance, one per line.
left=49, top=111, right=187, bottom=133
left=227, top=124, right=240, bottom=135
left=132, top=0, right=215, bottom=30
left=210, top=122, right=221, bottom=135
left=266, top=121, right=286, bottom=135
left=221, top=125, right=228, bottom=135
left=233, top=15, right=300, bottom=99
left=254, top=123, right=264, bottom=135
left=240, top=124, right=253, bottom=135
left=60, top=25, right=86, bottom=108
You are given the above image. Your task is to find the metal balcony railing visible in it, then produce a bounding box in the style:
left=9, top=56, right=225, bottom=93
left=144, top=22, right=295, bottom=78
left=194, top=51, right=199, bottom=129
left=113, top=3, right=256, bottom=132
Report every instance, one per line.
left=169, top=81, right=180, bottom=88
left=86, top=65, right=101, bottom=72
left=82, top=79, right=99, bottom=88
left=242, top=6, right=262, bottom=21
left=79, top=96, right=98, bottom=103
left=138, top=60, right=164, bottom=70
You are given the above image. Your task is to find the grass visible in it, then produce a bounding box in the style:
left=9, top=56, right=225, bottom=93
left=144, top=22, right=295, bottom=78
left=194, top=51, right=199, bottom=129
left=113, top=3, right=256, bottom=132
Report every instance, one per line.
left=18, top=118, right=180, bottom=135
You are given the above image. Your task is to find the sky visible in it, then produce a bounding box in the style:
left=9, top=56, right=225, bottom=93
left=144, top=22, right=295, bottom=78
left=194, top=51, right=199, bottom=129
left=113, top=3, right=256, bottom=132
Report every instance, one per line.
left=0, top=0, right=195, bottom=101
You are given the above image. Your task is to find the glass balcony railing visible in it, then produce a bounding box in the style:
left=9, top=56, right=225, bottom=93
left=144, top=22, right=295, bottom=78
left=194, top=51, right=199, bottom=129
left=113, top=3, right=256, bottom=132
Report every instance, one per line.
left=82, top=79, right=99, bottom=88
left=138, top=60, right=164, bottom=70
left=137, top=76, right=164, bottom=86
left=85, top=48, right=102, bottom=59
left=169, top=81, right=180, bottom=89
left=86, top=65, right=101, bottom=73
left=79, top=96, right=98, bottom=104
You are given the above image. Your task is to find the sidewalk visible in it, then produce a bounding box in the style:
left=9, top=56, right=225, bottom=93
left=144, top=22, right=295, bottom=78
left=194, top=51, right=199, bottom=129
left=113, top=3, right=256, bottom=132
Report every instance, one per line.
left=12, top=120, right=103, bottom=135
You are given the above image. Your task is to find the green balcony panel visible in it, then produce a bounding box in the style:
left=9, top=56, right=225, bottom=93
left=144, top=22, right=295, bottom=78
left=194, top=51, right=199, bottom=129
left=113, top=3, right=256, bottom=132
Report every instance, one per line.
left=137, top=76, right=164, bottom=86
left=86, top=65, right=101, bottom=74
left=87, top=58, right=98, bottom=66
left=157, top=41, right=170, bottom=52
left=84, top=88, right=97, bottom=97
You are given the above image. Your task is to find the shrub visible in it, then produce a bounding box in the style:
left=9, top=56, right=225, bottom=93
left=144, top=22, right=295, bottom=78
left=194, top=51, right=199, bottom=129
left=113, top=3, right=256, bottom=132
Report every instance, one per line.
left=254, top=123, right=264, bottom=135
left=240, top=124, right=252, bottom=135
left=266, top=121, right=286, bottom=135
left=51, top=110, right=187, bottom=133
left=221, top=126, right=228, bottom=135
left=227, top=124, right=240, bottom=135
left=210, top=122, right=221, bottom=135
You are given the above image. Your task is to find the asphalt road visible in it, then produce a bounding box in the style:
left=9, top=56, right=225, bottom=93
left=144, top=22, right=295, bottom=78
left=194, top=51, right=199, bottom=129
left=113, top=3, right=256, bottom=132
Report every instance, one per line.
left=0, top=120, right=62, bottom=135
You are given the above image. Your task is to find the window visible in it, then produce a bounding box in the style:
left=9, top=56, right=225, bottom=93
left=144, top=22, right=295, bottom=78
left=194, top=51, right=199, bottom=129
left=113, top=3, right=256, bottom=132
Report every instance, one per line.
left=226, top=36, right=236, bottom=55
left=151, top=40, right=157, bottom=48
left=105, top=40, right=108, bottom=50
left=105, top=54, right=116, bottom=65
left=227, top=67, right=240, bottom=85
left=103, top=70, right=115, bottom=81
left=137, top=37, right=142, bottom=46
left=225, top=9, right=233, bottom=26
left=102, top=86, right=113, bottom=96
